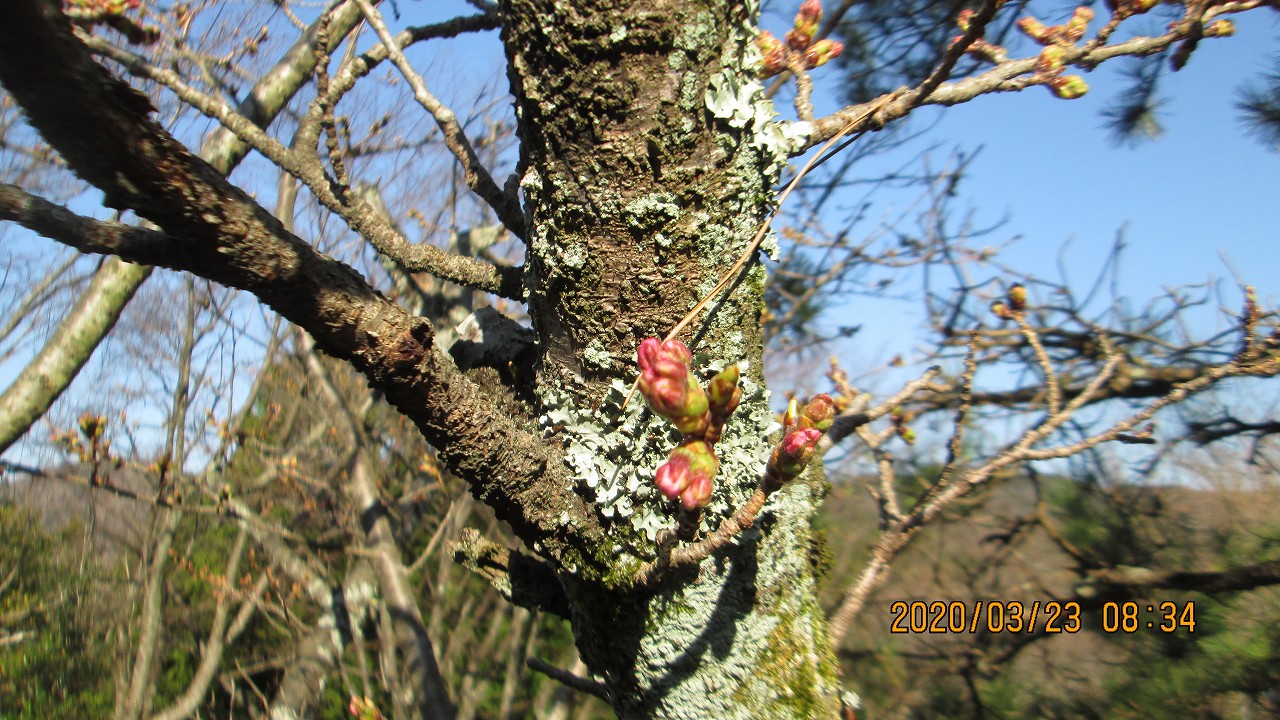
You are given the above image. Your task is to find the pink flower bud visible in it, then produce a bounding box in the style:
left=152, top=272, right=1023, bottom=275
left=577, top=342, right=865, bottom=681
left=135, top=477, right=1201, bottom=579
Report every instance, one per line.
left=655, top=452, right=692, bottom=498
left=681, top=473, right=714, bottom=510
left=803, top=39, right=844, bottom=69
left=803, top=394, right=836, bottom=431
left=637, top=338, right=709, bottom=435
left=956, top=8, right=974, bottom=31
left=797, top=0, right=823, bottom=24
left=781, top=427, right=822, bottom=459
left=767, top=426, right=822, bottom=481
left=655, top=441, right=718, bottom=504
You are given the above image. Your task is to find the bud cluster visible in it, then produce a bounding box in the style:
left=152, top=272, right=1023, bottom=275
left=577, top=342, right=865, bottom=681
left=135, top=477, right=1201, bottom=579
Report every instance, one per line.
left=655, top=440, right=719, bottom=510
left=764, top=394, right=835, bottom=491
left=952, top=9, right=1008, bottom=65
left=638, top=338, right=744, bottom=510
left=1016, top=6, right=1093, bottom=100
left=637, top=337, right=709, bottom=436
left=1104, top=0, right=1159, bottom=19
left=756, top=0, right=845, bottom=78
left=991, top=283, right=1028, bottom=321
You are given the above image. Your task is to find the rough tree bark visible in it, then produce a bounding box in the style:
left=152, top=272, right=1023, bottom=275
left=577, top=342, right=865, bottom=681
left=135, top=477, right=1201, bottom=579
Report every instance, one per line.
left=502, top=2, right=841, bottom=717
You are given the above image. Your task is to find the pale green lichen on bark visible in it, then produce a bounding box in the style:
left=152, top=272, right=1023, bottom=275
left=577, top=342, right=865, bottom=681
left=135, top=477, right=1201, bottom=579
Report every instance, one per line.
left=507, top=0, right=843, bottom=714
left=538, top=371, right=773, bottom=553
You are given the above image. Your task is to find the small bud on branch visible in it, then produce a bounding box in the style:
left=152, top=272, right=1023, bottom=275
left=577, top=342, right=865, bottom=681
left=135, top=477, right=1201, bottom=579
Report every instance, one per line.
left=637, top=337, right=709, bottom=436
left=1048, top=75, right=1089, bottom=99
left=654, top=440, right=719, bottom=510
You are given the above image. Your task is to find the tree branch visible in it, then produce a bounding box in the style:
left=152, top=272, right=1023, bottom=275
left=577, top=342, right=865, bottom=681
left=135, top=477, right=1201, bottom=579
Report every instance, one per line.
left=0, top=0, right=601, bottom=565
left=353, top=0, right=525, bottom=237
left=85, top=31, right=524, bottom=298
left=807, top=2, right=1271, bottom=147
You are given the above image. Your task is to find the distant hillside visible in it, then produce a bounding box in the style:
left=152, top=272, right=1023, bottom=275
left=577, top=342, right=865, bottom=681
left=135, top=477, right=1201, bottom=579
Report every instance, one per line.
left=1, top=463, right=153, bottom=558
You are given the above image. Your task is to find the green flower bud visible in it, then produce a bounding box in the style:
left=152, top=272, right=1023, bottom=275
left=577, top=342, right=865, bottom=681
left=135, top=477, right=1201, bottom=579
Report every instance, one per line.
left=1048, top=75, right=1089, bottom=99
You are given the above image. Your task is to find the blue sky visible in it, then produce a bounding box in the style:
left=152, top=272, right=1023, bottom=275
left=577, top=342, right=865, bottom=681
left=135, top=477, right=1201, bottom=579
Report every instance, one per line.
left=926, top=12, right=1279, bottom=300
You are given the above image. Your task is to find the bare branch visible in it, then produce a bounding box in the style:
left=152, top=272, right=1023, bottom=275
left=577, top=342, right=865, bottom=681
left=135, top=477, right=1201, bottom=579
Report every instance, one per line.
left=526, top=657, right=611, bottom=702
left=807, top=1, right=1273, bottom=147
left=0, top=4, right=602, bottom=564
left=353, top=0, right=524, bottom=237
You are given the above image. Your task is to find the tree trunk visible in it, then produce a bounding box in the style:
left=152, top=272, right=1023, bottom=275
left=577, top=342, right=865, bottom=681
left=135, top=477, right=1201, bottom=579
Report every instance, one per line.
left=503, top=1, right=841, bottom=716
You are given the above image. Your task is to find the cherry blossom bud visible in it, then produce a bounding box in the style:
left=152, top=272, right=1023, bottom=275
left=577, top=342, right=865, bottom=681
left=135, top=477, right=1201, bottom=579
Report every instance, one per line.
left=803, top=39, right=844, bottom=69
left=637, top=338, right=709, bottom=435
left=772, top=427, right=822, bottom=477
left=708, top=364, right=742, bottom=419
left=790, top=0, right=823, bottom=50
left=1017, top=16, right=1055, bottom=45
left=1007, top=283, right=1027, bottom=312
left=1048, top=75, right=1089, bottom=99
left=956, top=8, right=974, bottom=31
left=1065, top=7, right=1093, bottom=42
left=655, top=441, right=719, bottom=505
left=681, top=472, right=714, bottom=510
left=1036, top=45, right=1067, bottom=74
left=1204, top=19, right=1234, bottom=38
left=655, top=452, right=692, bottom=498
left=803, top=394, right=836, bottom=431
left=756, top=31, right=788, bottom=77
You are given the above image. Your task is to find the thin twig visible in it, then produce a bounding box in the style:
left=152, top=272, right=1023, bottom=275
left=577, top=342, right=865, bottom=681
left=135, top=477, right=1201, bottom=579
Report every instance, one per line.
left=633, top=488, right=769, bottom=587
left=353, top=0, right=523, bottom=235
left=526, top=657, right=611, bottom=702
left=1014, top=312, right=1061, bottom=414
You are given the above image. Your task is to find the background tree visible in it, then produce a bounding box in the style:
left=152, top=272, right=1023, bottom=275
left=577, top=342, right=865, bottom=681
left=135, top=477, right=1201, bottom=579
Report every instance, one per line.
left=0, top=0, right=1278, bottom=718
